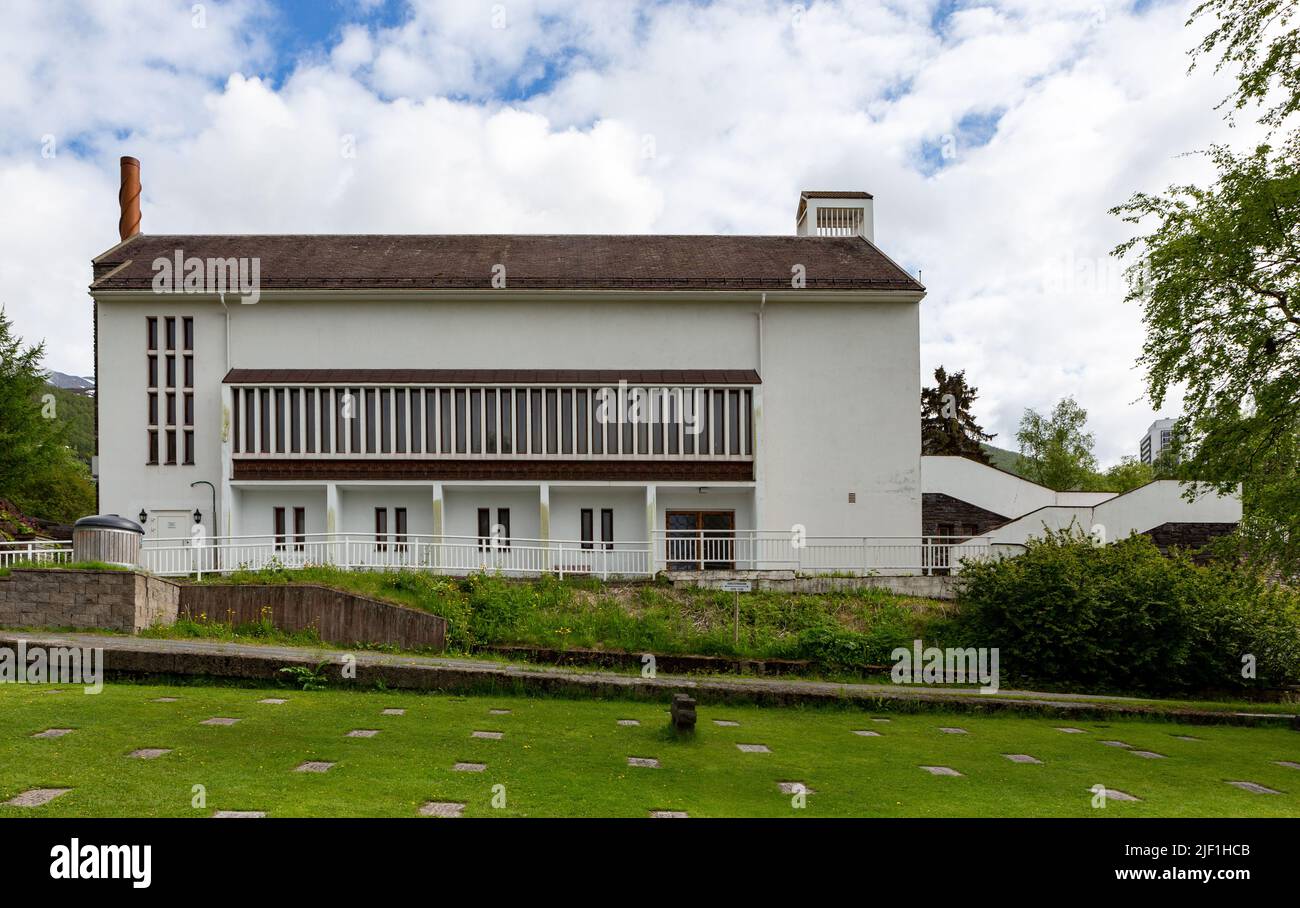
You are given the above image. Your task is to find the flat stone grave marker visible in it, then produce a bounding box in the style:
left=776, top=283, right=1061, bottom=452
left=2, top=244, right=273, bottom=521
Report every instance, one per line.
left=3, top=788, right=70, bottom=807
left=939, top=727, right=968, bottom=735
left=1274, top=761, right=1300, bottom=770
left=42, top=690, right=65, bottom=695
left=1171, top=735, right=1201, bottom=741
left=713, top=720, right=739, bottom=727
left=453, top=762, right=487, bottom=773
left=1099, top=740, right=1132, bottom=748
left=32, top=729, right=73, bottom=739
left=420, top=801, right=466, bottom=817
left=346, top=729, right=379, bottom=738
left=1098, top=788, right=1141, bottom=802
left=382, top=708, right=405, bottom=716
left=129, top=748, right=171, bottom=760
left=920, top=766, right=962, bottom=777
left=152, top=697, right=180, bottom=703
left=737, top=744, right=771, bottom=753
left=627, top=756, right=660, bottom=768
left=650, top=810, right=688, bottom=818
left=259, top=698, right=288, bottom=705
left=1003, top=754, right=1043, bottom=764
left=212, top=810, right=265, bottom=818
left=871, top=718, right=891, bottom=723
left=852, top=730, right=881, bottom=737
left=471, top=730, right=503, bottom=740
left=1131, top=750, right=1166, bottom=759
left=294, top=761, right=335, bottom=773
left=488, top=709, right=511, bottom=715
left=1226, top=780, right=1280, bottom=794
left=201, top=717, right=239, bottom=726
left=777, top=782, right=817, bottom=795
left=617, top=719, right=640, bottom=727
left=1056, top=727, right=1087, bottom=734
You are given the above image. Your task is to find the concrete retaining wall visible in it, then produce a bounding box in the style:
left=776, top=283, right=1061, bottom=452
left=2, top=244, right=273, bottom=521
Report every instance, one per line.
left=668, top=571, right=958, bottom=600
left=179, top=584, right=446, bottom=651
left=0, top=570, right=446, bottom=651
left=0, top=569, right=179, bottom=633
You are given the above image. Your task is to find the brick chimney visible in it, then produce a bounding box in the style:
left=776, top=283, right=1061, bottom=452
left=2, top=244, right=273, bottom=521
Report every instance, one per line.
left=118, top=156, right=141, bottom=241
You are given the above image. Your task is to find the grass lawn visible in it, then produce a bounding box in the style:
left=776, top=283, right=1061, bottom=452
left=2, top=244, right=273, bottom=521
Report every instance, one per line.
left=2, top=681, right=1298, bottom=818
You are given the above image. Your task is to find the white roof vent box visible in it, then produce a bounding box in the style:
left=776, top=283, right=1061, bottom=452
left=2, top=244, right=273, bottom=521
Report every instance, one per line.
left=796, top=190, right=874, bottom=243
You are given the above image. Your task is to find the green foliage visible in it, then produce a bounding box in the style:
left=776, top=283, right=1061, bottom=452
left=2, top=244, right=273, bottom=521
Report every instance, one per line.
left=0, top=310, right=96, bottom=525
left=1190, top=0, right=1300, bottom=128
left=957, top=529, right=1300, bottom=693
left=1097, top=456, right=1156, bottom=493
left=198, top=565, right=944, bottom=673
left=1112, top=138, right=1300, bottom=575
left=278, top=660, right=331, bottom=691
left=46, top=386, right=95, bottom=466
left=920, top=366, right=995, bottom=462
left=1015, top=397, right=1099, bottom=490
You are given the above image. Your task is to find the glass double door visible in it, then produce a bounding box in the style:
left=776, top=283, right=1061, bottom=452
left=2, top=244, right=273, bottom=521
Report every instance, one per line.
left=665, top=510, right=736, bottom=570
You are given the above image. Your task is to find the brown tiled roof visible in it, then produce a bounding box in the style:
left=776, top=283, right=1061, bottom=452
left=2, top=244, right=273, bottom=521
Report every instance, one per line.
left=224, top=368, right=760, bottom=385
left=232, top=459, right=754, bottom=483
left=90, top=233, right=922, bottom=292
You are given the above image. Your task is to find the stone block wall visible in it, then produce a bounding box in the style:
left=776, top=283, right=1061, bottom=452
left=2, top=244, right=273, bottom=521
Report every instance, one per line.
left=0, top=569, right=179, bottom=633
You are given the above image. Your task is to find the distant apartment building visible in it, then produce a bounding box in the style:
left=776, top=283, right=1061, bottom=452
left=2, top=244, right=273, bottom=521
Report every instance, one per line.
left=1139, top=418, right=1177, bottom=465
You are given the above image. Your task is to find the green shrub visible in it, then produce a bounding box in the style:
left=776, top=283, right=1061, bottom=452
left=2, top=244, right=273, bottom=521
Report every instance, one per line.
left=957, top=529, right=1300, bottom=693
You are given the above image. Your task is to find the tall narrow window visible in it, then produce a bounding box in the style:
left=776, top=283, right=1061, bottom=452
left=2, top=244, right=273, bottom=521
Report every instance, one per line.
left=166, top=392, right=176, bottom=426
left=183, top=430, right=195, bottom=465
left=496, top=508, right=511, bottom=551
left=395, top=507, right=408, bottom=551
left=477, top=507, right=491, bottom=551
left=375, top=507, right=388, bottom=552
left=183, top=355, right=193, bottom=388
left=182, top=316, right=194, bottom=350
left=293, top=507, right=306, bottom=551
left=165, top=429, right=177, bottom=465
left=273, top=507, right=287, bottom=551
left=147, top=356, right=158, bottom=388
left=581, top=508, right=594, bottom=550
left=165, top=316, right=176, bottom=350
left=147, top=430, right=159, bottom=465
left=165, top=355, right=176, bottom=388
left=146, top=317, right=158, bottom=351
left=601, top=509, right=614, bottom=551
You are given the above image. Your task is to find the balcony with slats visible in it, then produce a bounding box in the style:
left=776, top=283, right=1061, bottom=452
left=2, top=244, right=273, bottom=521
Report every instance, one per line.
left=225, top=369, right=757, bottom=482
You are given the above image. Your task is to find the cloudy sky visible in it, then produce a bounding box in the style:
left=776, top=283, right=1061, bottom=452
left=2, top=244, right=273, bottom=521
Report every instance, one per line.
left=0, top=0, right=1268, bottom=464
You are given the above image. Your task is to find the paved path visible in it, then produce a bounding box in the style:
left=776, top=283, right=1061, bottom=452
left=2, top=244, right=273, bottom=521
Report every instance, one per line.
left=3, top=631, right=1294, bottom=726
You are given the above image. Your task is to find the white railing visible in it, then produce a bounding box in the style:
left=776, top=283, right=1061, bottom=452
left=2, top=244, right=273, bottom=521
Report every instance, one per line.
left=654, top=531, right=988, bottom=575
left=0, top=539, right=74, bottom=569
left=134, top=531, right=991, bottom=579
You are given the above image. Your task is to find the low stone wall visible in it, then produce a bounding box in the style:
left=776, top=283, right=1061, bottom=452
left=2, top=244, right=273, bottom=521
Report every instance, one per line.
left=0, top=570, right=446, bottom=651
left=180, top=584, right=446, bottom=651
left=0, top=569, right=179, bottom=633
left=667, top=571, right=959, bottom=600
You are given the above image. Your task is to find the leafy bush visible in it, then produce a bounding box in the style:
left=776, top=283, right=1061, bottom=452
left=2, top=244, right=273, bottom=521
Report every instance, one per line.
left=957, top=529, right=1300, bottom=693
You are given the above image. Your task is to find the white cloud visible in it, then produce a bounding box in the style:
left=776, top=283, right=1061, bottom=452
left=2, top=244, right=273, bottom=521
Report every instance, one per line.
left=0, top=0, right=1268, bottom=463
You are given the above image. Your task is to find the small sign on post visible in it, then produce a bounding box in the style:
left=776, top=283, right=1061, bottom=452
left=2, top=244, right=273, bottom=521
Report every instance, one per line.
left=720, top=581, right=752, bottom=645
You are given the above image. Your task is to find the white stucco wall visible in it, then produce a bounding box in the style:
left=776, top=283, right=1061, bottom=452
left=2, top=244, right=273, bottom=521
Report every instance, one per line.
left=96, top=291, right=922, bottom=540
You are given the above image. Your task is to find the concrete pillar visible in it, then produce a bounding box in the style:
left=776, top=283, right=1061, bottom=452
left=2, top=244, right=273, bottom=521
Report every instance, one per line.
left=751, top=385, right=767, bottom=569
left=645, top=484, right=658, bottom=573
left=430, top=482, right=444, bottom=568
left=539, top=482, right=551, bottom=572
